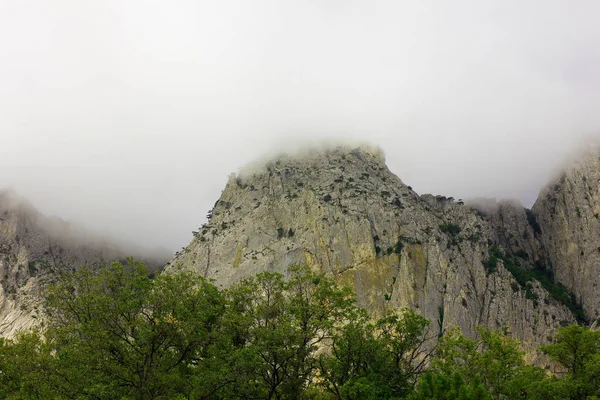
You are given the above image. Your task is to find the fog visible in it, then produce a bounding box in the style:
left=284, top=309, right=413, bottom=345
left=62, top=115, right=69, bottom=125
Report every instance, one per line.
left=1, top=0, right=599, bottom=253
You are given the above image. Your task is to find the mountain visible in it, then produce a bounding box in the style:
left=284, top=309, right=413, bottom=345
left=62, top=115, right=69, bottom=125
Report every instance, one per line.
left=0, top=189, right=170, bottom=337
left=167, top=145, right=579, bottom=362
left=5, top=143, right=599, bottom=363
left=533, top=149, right=600, bottom=324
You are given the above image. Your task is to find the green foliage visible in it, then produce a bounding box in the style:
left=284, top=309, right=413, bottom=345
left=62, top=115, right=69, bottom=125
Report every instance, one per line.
left=466, top=232, right=483, bottom=243
left=484, top=247, right=586, bottom=323
left=525, top=209, right=542, bottom=235
left=47, top=259, right=229, bottom=399
left=317, top=309, right=432, bottom=399
left=0, top=331, right=58, bottom=399
left=0, top=259, right=232, bottom=399
left=27, top=261, right=37, bottom=276
left=482, top=247, right=500, bottom=274
left=431, top=327, right=548, bottom=399
left=393, top=239, right=404, bottom=254
left=0, top=261, right=364, bottom=399
left=514, top=249, right=529, bottom=260
left=440, top=223, right=462, bottom=236
left=2, top=259, right=599, bottom=399
left=220, top=265, right=357, bottom=399
left=412, top=372, right=491, bottom=400
left=541, top=325, right=600, bottom=399
left=437, top=306, right=445, bottom=337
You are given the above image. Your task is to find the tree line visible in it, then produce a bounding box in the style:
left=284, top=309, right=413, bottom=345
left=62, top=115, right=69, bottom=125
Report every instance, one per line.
left=1, top=259, right=600, bottom=399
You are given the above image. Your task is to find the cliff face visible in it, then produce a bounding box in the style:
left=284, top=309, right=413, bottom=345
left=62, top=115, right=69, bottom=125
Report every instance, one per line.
left=0, top=190, right=169, bottom=337
left=168, top=146, right=575, bottom=361
left=533, top=150, right=600, bottom=322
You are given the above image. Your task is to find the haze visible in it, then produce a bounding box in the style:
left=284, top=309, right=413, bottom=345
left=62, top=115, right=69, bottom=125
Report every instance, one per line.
left=1, top=0, right=599, bottom=253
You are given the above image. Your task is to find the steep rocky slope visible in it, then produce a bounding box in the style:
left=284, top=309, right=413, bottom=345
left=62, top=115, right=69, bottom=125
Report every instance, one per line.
left=168, top=145, right=576, bottom=361
left=533, top=150, right=600, bottom=322
left=0, top=190, right=170, bottom=337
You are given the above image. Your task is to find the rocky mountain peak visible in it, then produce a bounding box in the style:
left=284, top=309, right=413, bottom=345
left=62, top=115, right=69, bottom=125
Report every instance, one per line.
left=169, top=144, right=577, bottom=362
left=533, top=147, right=600, bottom=321
left=235, top=144, right=388, bottom=186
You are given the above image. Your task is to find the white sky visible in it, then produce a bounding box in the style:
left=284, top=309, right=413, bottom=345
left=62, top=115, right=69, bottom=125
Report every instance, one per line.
left=1, top=0, right=599, bottom=253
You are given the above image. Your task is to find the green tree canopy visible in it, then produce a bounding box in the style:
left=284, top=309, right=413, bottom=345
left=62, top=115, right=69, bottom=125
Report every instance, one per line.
left=1, top=259, right=599, bottom=400
left=541, top=325, right=600, bottom=399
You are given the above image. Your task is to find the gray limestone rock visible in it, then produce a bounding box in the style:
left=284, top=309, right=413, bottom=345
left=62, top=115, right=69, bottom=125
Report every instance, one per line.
left=533, top=150, right=600, bottom=322
left=0, top=189, right=169, bottom=337
left=168, top=145, right=575, bottom=362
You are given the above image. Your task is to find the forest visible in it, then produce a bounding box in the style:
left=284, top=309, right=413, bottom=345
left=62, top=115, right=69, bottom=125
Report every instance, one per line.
left=1, top=259, right=598, bottom=400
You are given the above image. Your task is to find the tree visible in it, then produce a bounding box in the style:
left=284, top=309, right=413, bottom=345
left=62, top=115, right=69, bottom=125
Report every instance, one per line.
left=412, top=372, right=491, bottom=400
left=0, top=331, right=59, bottom=399
left=0, top=262, right=362, bottom=399
left=44, top=259, right=230, bottom=399
left=8, top=258, right=592, bottom=399
left=430, top=327, right=547, bottom=400
left=220, top=265, right=357, bottom=399
left=542, top=325, right=600, bottom=378
left=317, top=310, right=385, bottom=399
left=541, top=325, right=600, bottom=399
left=317, top=309, right=433, bottom=399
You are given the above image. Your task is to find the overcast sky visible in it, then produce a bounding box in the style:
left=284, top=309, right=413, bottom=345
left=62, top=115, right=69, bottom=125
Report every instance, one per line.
left=1, top=0, right=599, bottom=253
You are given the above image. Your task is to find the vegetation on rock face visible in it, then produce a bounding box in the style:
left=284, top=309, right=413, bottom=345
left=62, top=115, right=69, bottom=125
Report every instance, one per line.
left=525, top=209, right=542, bottom=235
left=0, top=260, right=598, bottom=399
left=483, top=247, right=587, bottom=323
left=484, top=247, right=588, bottom=323
left=166, top=147, right=581, bottom=363
left=439, top=223, right=462, bottom=236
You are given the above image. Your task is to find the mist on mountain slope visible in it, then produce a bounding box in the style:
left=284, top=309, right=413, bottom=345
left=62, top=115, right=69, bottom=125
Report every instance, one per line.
left=0, top=188, right=172, bottom=267
left=1, top=1, right=599, bottom=252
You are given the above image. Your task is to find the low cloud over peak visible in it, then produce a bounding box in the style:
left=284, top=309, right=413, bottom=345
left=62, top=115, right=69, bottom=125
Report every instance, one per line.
left=1, top=0, right=599, bottom=251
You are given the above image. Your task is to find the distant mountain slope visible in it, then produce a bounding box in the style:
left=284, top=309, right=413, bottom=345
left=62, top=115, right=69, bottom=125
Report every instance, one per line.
left=168, top=145, right=576, bottom=362
left=533, top=149, right=600, bottom=323
left=0, top=190, right=170, bottom=337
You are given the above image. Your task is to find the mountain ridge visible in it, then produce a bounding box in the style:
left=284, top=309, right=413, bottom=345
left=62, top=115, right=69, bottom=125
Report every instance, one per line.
left=167, top=144, right=580, bottom=362
left=3, top=143, right=600, bottom=364
left=0, top=189, right=171, bottom=336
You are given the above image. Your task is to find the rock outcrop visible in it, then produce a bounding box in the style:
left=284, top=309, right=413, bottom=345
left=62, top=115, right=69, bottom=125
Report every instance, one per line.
left=0, top=190, right=170, bottom=337
left=533, top=150, right=600, bottom=322
left=168, top=145, right=576, bottom=362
